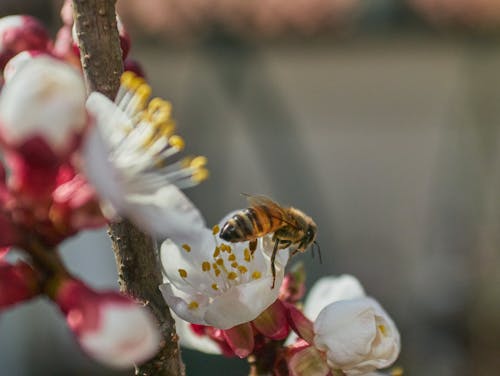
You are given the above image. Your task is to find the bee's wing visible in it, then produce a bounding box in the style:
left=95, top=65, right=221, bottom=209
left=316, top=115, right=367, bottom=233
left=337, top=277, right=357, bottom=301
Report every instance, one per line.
left=242, top=193, right=294, bottom=224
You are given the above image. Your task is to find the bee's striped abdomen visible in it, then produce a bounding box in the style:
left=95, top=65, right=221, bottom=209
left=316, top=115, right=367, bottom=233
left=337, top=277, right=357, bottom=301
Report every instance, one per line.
left=219, top=206, right=285, bottom=243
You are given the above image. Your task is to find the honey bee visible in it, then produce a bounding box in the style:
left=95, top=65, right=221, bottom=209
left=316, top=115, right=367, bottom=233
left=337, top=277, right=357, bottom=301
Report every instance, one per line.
left=219, top=195, right=319, bottom=288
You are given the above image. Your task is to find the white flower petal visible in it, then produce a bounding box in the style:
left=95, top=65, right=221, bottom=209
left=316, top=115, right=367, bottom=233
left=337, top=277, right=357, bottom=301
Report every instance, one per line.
left=159, top=283, right=209, bottom=325
left=125, top=185, right=205, bottom=242
left=203, top=274, right=282, bottom=329
left=79, top=303, right=160, bottom=369
left=304, top=275, right=366, bottom=321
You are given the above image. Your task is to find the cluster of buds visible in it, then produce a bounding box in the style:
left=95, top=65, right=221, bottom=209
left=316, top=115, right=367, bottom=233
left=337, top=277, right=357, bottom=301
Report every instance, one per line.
left=173, top=266, right=401, bottom=375
left=0, top=6, right=209, bottom=369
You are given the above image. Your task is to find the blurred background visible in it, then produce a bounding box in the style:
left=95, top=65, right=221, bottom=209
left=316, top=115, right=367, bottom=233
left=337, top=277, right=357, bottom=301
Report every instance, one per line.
left=1, top=0, right=500, bottom=375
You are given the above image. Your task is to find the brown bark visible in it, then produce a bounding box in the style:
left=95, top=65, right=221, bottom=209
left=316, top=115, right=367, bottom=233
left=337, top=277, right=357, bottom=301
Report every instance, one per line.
left=72, top=1, right=184, bottom=375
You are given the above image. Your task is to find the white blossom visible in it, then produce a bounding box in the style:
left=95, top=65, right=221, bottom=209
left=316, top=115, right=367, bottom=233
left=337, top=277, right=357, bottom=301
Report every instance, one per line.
left=159, top=215, right=290, bottom=330
left=83, top=72, right=207, bottom=243
left=313, top=297, right=400, bottom=376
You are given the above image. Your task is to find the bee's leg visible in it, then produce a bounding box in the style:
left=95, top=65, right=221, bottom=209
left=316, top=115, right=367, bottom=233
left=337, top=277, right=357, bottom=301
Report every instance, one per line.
left=270, top=238, right=280, bottom=289
left=249, top=239, right=257, bottom=255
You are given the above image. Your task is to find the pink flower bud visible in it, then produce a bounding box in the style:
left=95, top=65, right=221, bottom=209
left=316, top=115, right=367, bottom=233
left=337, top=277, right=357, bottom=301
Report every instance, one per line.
left=117, top=17, right=131, bottom=60
left=123, top=58, right=146, bottom=78
left=55, top=279, right=160, bottom=369
left=0, top=261, right=39, bottom=309
left=50, top=167, right=107, bottom=233
left=287, top=343, right=330, bottom=376
left=0, top=15, right=51, bottom=69
left=0, top=57, right=87, bottom=158
left=252, top=300, right=290, bottom=340
left=221, top=322, right=255, bottom=358
left=3, top=50, right=52, bottom=82
left=279, top=262, right=306, bottom=303
left=286, top=304, right=315, bottom=344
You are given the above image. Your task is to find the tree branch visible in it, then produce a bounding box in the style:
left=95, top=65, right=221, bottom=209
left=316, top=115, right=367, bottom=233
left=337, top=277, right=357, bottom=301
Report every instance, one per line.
left=72, top=1, right=184, bottom=375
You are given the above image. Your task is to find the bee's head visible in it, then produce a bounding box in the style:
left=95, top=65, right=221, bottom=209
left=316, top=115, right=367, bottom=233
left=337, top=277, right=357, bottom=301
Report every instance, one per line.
left=302, top=221, right=317, bottom=249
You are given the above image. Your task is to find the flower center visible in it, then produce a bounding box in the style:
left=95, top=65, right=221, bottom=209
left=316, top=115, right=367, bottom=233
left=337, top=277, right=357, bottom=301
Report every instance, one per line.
left=104, top=71, right=209, bottom=192
left=177, top=225, right=266, bottom=301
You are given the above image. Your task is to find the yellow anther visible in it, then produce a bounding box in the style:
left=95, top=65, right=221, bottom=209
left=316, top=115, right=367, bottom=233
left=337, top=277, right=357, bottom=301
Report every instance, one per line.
left=213, top=246, right=220, bottom=258
left=192, top=168, right=209, bottom=183
left=231, top=262, right=239, bottom=268
left=190, top=156, right=208, bottom=169
left=181, top=244, right=191, bottom=253
left=148, top=97, right=166, bottom=111
left=251, top=271, right=262, bottom=280
left=152, top=109, right=171, bottom=124
left=238, top=266, right=248, bottom=274
left=227, top=272, right=238, bottom=280
left=169, top=135, right=185, bottom=151
left=220, top=244, right=231, bottom=253
left=178, top=269, right=188, bottom=278
left=188, top=301, right=199, bottom=310
left=120, top=71, right=136, bottom=87
left=390, top=367, right=404, bottom=376
left=228, top=254, right=236, bottom=261
left=378, top=324, right=387, bottom=336
left=136, top=84, right=151, bottom=104
left=130, top=76, right=145, bottom=91
left=214, top=269, right=221, bottom=277
left=158, top=122, right=175, bottom=137
left=212, top=225, right=220, bottom=235
left=211, top=283, right=219, bottom=291
left=216, top=258, right=224, bottom=266
left=202, top=261, right=211, bottom=272
left=244, top=248, right=251, bottom=262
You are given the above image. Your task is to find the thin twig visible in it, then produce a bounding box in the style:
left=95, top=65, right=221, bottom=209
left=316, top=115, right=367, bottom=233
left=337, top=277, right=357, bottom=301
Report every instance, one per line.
left=72, top=1, right=184, bottom=374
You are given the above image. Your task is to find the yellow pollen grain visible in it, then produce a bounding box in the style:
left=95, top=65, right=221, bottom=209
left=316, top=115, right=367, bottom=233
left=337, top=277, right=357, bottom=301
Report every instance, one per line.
left=211, top=283, right=219, bottom=291
left=178, top=269, right=188, bottom=278
left=192, top=168, right=209, bottom=183
left=214, top=269, right=221, bottom=277
left=238, top=266, right=248, bottom=274
left=227, top=272, right=238, bottom=280
left=378, top=324, right=387, bottom=336
left=244, top=248, right=251, bottom=262
left=201, top=261, right=211, bottom=272
left=169, top=135, right=185, bottom=150
left=188, top=301, right=199, bottom=310
left=213, top=247, right=220, bottom=258
left=231, top=262, right=239, bottom=268
left=228, top=254, right=236, bottom=261
left=181, top=244, right=191, bottom=253
left=212, top=225, right=220, bottom=235
left=216, top=258, right=224, bottom=266
left=190, top=156, right=208, bottom=168
left=251, top=271, right=262, bottom=280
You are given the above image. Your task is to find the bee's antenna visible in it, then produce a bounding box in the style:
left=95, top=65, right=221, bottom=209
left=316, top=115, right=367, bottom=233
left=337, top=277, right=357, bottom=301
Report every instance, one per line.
left=314, top=241, right=322, bottom=264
